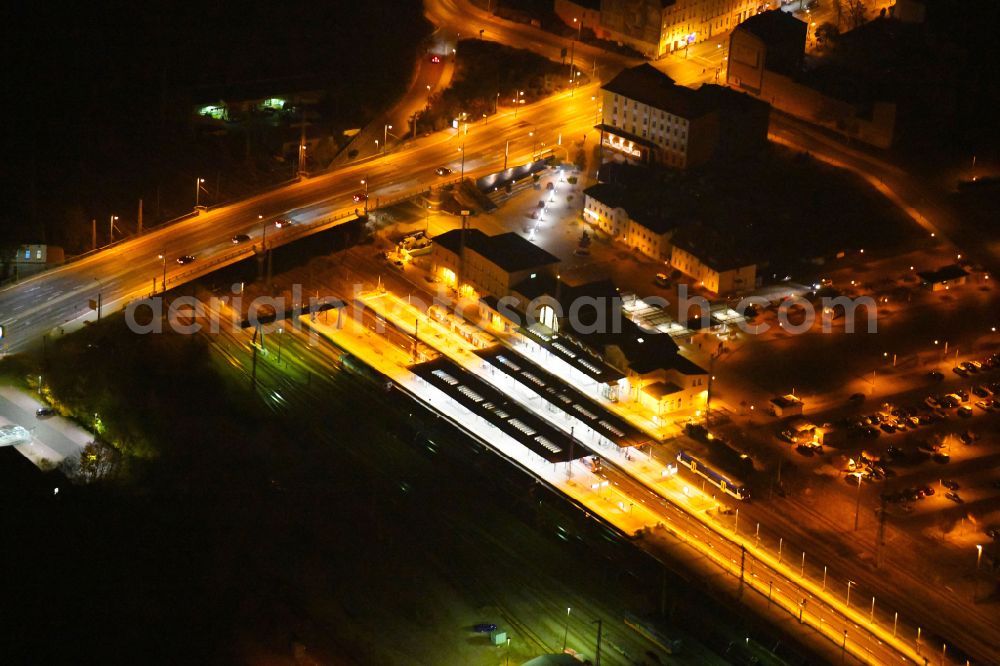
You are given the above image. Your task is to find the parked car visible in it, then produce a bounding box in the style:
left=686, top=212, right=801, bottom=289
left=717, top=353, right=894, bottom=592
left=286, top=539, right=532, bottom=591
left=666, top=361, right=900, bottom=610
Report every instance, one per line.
left=35, top=407, right=56, bottom=418
left=972, top=385, right=991, bottom=398
left=975, top=400, right=993, bottom=411
left=953, top=366, right=969, bottom=377
left=942, top=479, right=960, bottom=491
left=924, top=396, right=941, bottom=409
left=962, top=360, right=982, bottom=373
left=955, top=389, right=969, bottom=402
left=945, top=491, right=964, bottom=504
left=957, top=405, right=973, bottom=418
left=927, top=370, right=944, bottom=382
left=885, top=445, right=905, bottom=462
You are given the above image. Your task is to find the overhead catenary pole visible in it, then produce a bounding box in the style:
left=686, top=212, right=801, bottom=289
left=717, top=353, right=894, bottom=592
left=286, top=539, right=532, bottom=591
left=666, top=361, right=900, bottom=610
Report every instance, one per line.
left=137, top=198, right=143, bottom=235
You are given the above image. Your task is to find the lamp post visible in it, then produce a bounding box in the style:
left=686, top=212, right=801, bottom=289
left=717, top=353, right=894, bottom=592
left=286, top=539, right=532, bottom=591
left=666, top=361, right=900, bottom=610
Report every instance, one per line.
left=361, top=178, right=369, bottom=215
left=458, top=144, right=465, bottom=180
left=158, top=252, right=167, bottom=293
left=277, top=327, right=284, bottom=364
left=846, top=580, right=855, bottom=608
left=383, top=124, right=392, bottom=155
left=194, top=177, right=205, bottom=209
left=108, top=215, right=118, bottom=244
left=562, top=607, right=571, bottom=651
left=975, top=543, right=983, bottom=601
left=514, top=90, right=524, bottom=118
left=853, top=472, right=863, bottom=530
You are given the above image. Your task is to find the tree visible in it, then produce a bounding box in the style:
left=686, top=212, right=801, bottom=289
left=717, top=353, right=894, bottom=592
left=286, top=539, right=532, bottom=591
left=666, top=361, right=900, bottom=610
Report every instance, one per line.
left=831, top=0, right=844, bottom=29
left=815, top=22, right=840, bottom=51
left=846, top=0, right=867, bottom=29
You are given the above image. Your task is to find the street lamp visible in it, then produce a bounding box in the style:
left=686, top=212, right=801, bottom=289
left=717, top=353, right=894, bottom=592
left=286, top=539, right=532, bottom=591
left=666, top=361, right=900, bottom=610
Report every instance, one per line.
left=853, top=471, right=863, bottom=530
left=975, top=544, right=984, bottom=600
left=514, top=90, right=524, bottom=118
left=158, top=252, right=167, bottom=293
left=277, top=327, right=284, bottom=364
left=194, top=177, right=206, bottom=209
left=361, top=178, right=369, bottom=215
left=383, top=124, right=393, bottom=155
left=846, top=580, right=855, bottom=608
left=458, top=144, right=465, bottom=179
left=108, top=215, right=118, bottom=244
left=562, top=607, right=571, bottom=651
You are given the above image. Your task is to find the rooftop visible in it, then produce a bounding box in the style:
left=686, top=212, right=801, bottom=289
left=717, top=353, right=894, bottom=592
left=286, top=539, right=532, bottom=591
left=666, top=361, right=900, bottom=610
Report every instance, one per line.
left=670, top=223, right=754, bottom=273
left=584, top=181, right=680, bottom=236
left=917, top=264, right=968, bottom=284
left=737, top=8, right=807, bottom=45
left=603, top=64, right=710, bottom=119
left=642, top=381, right=684, bottom=400
left=434, top=229, right=560, bottom=273
left=603, top=65, right=766, bottom=119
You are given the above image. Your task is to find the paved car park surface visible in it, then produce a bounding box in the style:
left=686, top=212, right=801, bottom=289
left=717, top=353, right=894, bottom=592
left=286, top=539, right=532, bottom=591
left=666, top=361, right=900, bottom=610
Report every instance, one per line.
left=0, top=386, right=93, bottom=467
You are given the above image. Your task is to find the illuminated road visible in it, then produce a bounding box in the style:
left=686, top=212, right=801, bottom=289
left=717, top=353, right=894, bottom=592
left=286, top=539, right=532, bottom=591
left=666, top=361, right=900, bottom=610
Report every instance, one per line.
left=0, top=85, right=601, bottom=354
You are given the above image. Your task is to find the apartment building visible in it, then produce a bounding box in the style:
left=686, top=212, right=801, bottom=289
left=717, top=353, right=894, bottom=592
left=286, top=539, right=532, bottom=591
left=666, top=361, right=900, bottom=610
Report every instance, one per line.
left=598, top=0, right=762, bottom=58
left=597, top=64, right=769, bottom=169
